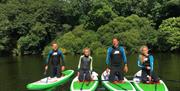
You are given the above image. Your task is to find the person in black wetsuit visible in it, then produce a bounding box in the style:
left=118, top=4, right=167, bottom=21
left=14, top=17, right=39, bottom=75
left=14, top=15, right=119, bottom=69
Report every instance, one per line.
left=137, top=45, right=159, bottom=83
left=44, top=42, right=65, bottom=78
left=77, top=48, right=93, bottom=82
left=106, top=38, right=128, bottom=83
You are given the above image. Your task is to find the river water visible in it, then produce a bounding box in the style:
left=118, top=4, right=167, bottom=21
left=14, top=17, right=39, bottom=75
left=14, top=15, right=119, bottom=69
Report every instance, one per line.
left=0, top=53, right=179, bottom=91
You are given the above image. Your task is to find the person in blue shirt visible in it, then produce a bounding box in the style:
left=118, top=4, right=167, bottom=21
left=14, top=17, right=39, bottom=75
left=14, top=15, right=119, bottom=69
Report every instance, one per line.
left=106, top=38, right=128, bottom=83
left=44, top=42, right=65, bottom=78
left=137, top=45, right=159, bottom=83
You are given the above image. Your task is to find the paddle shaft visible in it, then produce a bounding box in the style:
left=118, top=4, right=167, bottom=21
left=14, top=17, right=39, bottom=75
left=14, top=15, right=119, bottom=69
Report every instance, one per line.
left=46, top=77, right=48, bottom=83
left=80, top=73, right=86, bottom=91
left=44, top=69, right=48, bottom=83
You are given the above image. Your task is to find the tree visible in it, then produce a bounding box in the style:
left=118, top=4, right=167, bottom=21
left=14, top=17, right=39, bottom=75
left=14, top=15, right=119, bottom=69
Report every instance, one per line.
left=109, top=0, right=164, bottom=17
left=0, top=0, right=79, bottom=55
left=115, top=30, right=141, bottom=52
left=153, top=0, right=180, bottom=27
left=85, top=0, right=118, bottom=30
left=0, top=0, right=179, bottom=56
left=162, top=0, right=180, bottom=19
left=43, top=24, right=103, bottom=55
left=158, top=17, right=180, bottom=51
left=97, top=15, right=157, bottom=52
left=109, top=0, right=172, bottom=28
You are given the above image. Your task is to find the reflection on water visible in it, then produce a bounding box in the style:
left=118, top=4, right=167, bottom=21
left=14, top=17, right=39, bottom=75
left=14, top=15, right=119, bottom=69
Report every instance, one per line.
left=0, top=53, right=179, bottom=91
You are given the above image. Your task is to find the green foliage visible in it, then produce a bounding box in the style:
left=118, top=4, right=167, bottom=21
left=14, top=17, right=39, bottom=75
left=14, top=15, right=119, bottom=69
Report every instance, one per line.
left=43, top=24, right=104, bottom=55
left=108, top=0, right=180, bottom=28
left=162, top=0, right=180, bottom=18
left=85, top=0, right=118, bottom=30
left=17, top=34, right=40, bottom=53
left=109, top=0, right=165, bottom=17
left=115, top=30, right=141, bottom=52
left=42, top=45, right=52, bottom=56
left=0, top=36, right=11, bottom=55
left=158, top=17, right=180, bottom=51
left=0, top=0, right=81, bottom=55
left=43, top=15, right=158, bottom=54
left=0, top=0, right=179, bottom=56
left=97, top=15, right=157, bottom=52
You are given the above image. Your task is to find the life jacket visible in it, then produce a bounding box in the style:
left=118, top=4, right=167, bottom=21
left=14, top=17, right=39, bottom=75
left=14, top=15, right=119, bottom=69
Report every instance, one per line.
left=49, top=50, right=61, bottom=66
left=142, top=55, right=151, bottom=75
left=110, top=46, right=122, bottom=67
left=142, top=55, right=150, bottom=67
left=80, top=56, right=91, bottom=70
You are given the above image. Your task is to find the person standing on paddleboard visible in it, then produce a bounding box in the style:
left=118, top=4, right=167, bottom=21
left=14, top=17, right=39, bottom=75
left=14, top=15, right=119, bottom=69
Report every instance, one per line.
left=106, top=38, right=128, bottom=83
left=77, top=48, right=93, bottom=82
left=44, top=42, right=65, bottom=78
left=137, top=45, right=159, bottom=83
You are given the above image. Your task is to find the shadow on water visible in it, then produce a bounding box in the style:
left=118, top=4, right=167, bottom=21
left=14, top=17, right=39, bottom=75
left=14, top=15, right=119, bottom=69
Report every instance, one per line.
left=0, top=53, right=179, bottom=91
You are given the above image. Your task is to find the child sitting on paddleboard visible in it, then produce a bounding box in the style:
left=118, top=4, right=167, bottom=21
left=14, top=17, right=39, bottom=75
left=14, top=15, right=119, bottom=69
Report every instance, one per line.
left=44, top=42, right=65, bottom=78
left=138, top=45, right=159, bottom=83
left=77, top=48, right=93, bottom=82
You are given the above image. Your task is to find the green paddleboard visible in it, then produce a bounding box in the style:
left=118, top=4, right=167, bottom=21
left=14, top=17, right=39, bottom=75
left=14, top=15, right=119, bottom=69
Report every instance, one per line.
left=101, top=70, right=136, bottom=91
left=70, top=72, right=99, bottom=91
left=133, top=70, right=168, bottom=91
left=27, top=70, right=74, bottom=90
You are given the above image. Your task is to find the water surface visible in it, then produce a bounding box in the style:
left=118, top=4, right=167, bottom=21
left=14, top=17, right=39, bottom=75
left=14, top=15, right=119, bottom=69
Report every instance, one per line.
left=0, top=53, right=179, bottom=91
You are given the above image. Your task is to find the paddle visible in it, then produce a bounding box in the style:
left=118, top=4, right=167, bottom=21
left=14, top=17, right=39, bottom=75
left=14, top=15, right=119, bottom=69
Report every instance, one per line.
left=80, top=72, right=86, bottom=91
left=44, top=69, right=48, bottom=83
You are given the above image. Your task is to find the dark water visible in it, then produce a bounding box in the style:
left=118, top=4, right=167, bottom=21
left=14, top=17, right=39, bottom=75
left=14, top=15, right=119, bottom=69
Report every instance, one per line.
left=0, top=53, right=179, bottom=91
